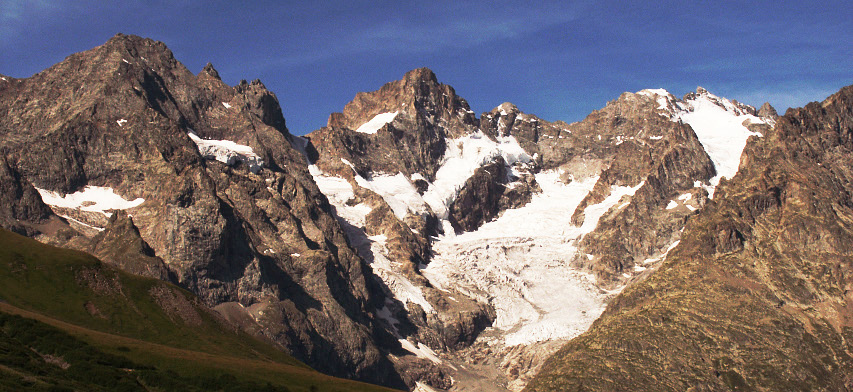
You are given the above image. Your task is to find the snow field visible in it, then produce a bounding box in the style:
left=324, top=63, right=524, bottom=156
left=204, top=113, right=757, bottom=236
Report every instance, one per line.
left=678, top=94, right=764, bottom=187
left=36, top=186, right=144, bottom=217
left=355, top=112, right=399, bottom=134
left=638, top=88, right=772, bottom=197
left=424, top=172, right=643, bottom=346
left=421, top=132, right=532, bottom=228
left=188, top=132, right=263, bottom=173
left=309, top=166, right=434, bottom=312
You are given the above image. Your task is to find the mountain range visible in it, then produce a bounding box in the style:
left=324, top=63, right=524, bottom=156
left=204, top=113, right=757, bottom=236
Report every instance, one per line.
left=1, top=34, right=850, bottom=391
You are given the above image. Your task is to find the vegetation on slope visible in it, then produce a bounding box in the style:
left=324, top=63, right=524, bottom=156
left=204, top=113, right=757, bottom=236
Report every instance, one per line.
left=0, top=228, right=399, bottom=392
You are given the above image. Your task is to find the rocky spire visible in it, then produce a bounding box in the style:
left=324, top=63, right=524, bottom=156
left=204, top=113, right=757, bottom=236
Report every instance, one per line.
left=758, top=101, right=778, bottom=119
left=199, top=62, right=221, bottom=80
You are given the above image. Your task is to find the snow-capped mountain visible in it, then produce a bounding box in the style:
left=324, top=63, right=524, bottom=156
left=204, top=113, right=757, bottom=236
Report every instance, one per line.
left=4, top=34, right=850, bottom=392
left=302, top=70, right=776, bottom=389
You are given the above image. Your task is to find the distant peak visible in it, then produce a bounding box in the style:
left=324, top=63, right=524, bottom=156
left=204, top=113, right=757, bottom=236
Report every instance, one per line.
left=105, top=33, right=155, bottom=49
left=403, top=67, right=438, bottom=84
left=696, top=86, right=709, bottom=95
left=102, top=33, right=174, bottom=63
left=199, top=62, right=221, bottom=80
left=637, top=88, right=672, bottom=98
left=758, top=102, right=778, bottom=118
left=495, top=102, right=519, bottom=115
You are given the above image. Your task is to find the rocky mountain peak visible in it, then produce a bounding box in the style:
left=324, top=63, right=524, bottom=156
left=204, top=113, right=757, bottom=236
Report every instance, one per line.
left=309, top=68, right=482, bottom=180
left=100, top=33, right=178, bottom=67
left=403, top=67, right=439, bottom=85
left=199, top=62, right=221, bottom=80
left=496, top=102, right=520, bottom=115
left=758, top=101, right=778, bottom=119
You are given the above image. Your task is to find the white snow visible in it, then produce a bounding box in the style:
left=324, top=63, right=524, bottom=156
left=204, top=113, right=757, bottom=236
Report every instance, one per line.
left=399, top=339, right=442, bottom=364
left=341, top=131, right=532, bottom=228
left=649, top=135, right=663, bottom=140
left=410, top=173, right=427, bottom=182
left=36, top=186, right=144, bottom=217
left=222, top=102, right=232, bottom=109
left=637, top=88, right=679, bottom=111
left=355, top=112, right=398, bottom=134
left=122, top=59, right=130, bottom=64
left=355, top=173, right=429, bottom=219
left=116, top=119, right=127, bottom=127
left=666, top=200, right=678, bottom=210
left=188, top=132, right=263, bottom=173
left=424, top=172, right=642, bottom=346
left=643, top=240, right=680, bottom=264
left=1, top=77, right=7, bottom=81
left=678, top=91, right=765, bottom=189
left=414, top=381, right=442, bottom=392
left=422, top=131, right=532, bottom=233
left=638, top=88, right=773, bottom=197
left=309, top=165, right=433, bottom=312
left=290, top=253, right=301, bottom=257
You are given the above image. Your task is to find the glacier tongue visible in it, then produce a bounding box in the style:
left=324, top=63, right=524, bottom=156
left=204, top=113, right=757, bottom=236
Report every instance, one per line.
left=423, top=171, right=640, bottom=346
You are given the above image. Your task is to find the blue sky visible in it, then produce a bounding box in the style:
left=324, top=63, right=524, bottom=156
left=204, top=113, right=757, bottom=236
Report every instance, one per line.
left=1, top=1, right=850, bottom=135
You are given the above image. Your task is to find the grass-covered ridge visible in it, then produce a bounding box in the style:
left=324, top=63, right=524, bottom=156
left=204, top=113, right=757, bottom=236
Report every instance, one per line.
left=0, top=228, right=399, bottom=391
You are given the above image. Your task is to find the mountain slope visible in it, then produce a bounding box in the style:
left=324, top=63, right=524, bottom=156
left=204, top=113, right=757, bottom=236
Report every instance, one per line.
left=0, top=227, right=398, bottom=392
left=525, top=86, right=853, bottom=391
left=0, top=33, right=401, bottom=387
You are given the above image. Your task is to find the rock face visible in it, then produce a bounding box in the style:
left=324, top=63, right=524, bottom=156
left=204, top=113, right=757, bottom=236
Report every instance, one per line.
left=525, top=85, right=853, bottom=391
left=0, top=34, right=402, bottom=387
left=310, top=67, right=479, bottom=180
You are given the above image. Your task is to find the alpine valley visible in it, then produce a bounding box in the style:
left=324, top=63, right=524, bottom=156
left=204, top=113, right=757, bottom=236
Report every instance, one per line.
left=1, top=34, right=851, bottom=391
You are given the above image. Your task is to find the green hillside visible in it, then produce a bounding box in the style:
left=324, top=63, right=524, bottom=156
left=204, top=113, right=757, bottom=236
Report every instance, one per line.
left=0, top=228, right=398, bottom=392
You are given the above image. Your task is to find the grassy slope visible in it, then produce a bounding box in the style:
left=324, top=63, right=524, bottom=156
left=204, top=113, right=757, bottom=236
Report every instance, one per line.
left=0, top=228, right=399, bottom=392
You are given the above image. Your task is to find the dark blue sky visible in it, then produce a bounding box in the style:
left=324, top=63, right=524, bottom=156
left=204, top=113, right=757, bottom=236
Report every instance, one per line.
left=1, top=1, right=850, bottom=135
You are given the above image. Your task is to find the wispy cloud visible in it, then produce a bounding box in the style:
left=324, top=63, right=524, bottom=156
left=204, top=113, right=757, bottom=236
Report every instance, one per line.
left=254, top=1, right=591, bottom=69
left=720, top=83, right=842, bottom=112
left=0, top=0, right=65, bottom=40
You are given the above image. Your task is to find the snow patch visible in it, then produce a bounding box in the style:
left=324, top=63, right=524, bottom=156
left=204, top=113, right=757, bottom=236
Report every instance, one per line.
left=116, top=119, right=127, bottom=127
left=640, top=88, right=771, bottom=198
left=188, top=132, right=263, bottom=173
left=355, top=173, right=429, bottom=220
left=222, top=102, right=232, bottom=109
left=355, top=112, right=398, bottom=134
left=36, top=186, right=144, bottom=217
left=399, top=339, right=442, bottom=364
left=637, top=88, right=678, bottom=111
left=678, top=92, right=765, bottom=190
left=422, top=131, right=532, bottom=233
left=414, top=381, right=442, bottom=392
left=309, top=165, right=433, bottom=312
